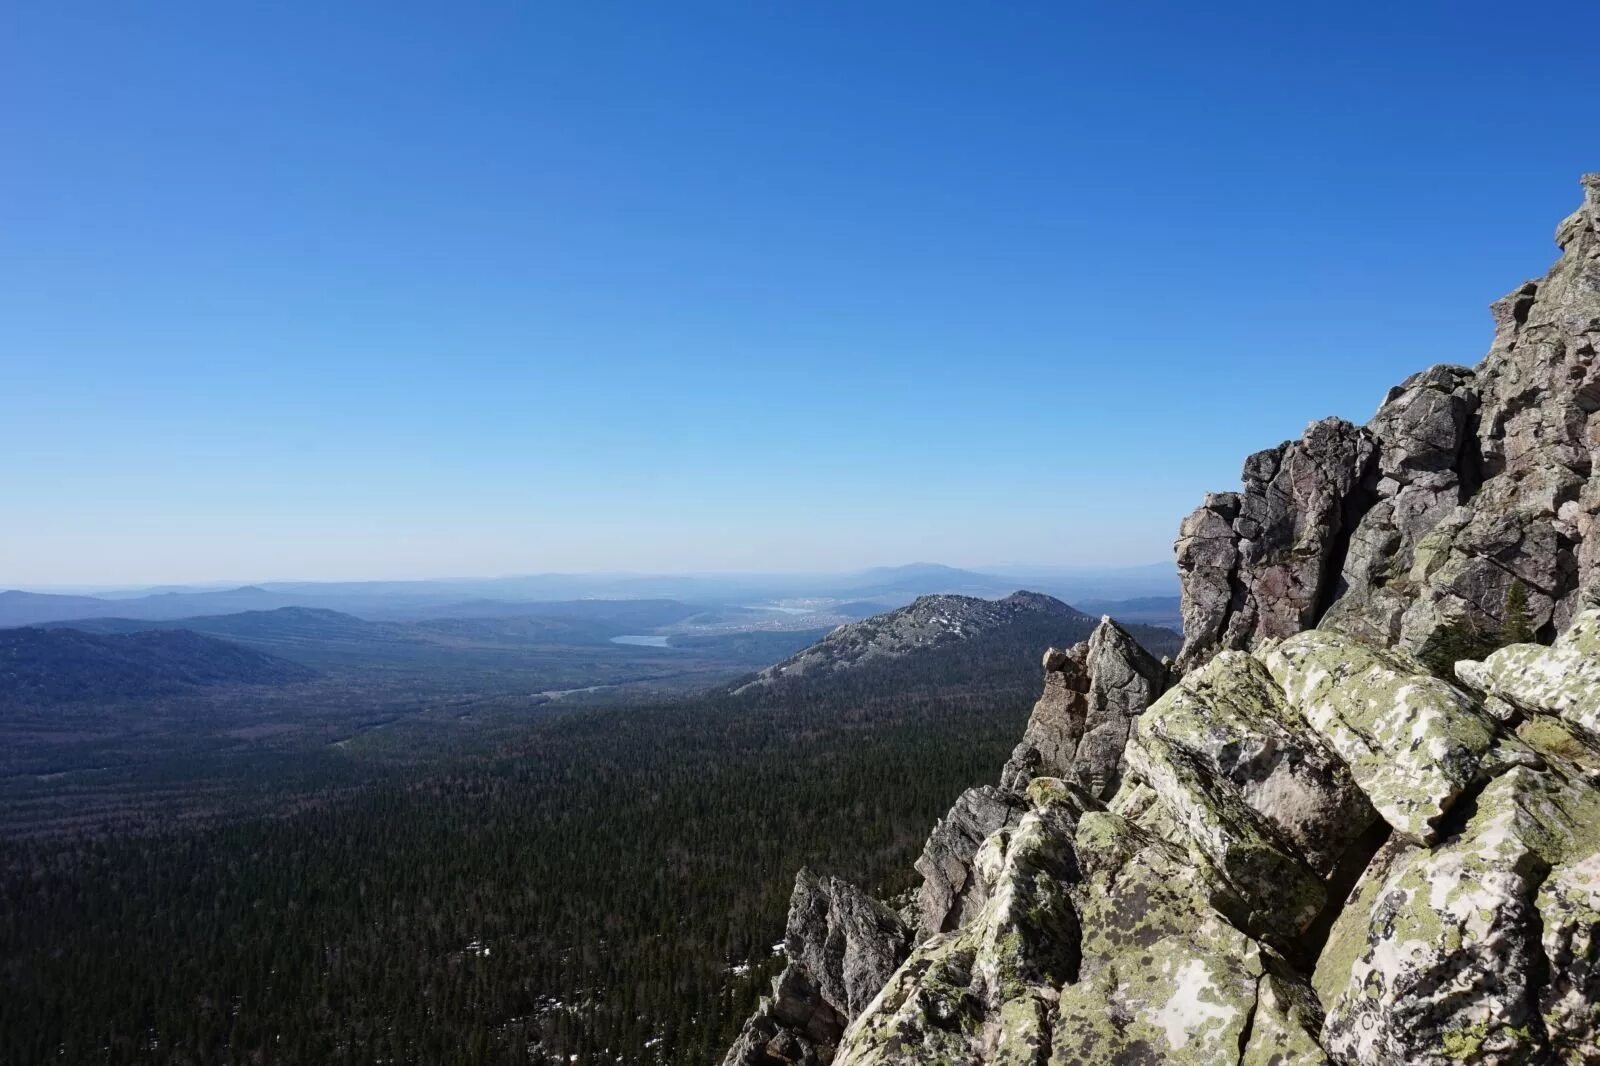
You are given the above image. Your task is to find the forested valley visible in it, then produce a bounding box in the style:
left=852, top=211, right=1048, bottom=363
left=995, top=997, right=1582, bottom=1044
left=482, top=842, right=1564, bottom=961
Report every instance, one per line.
left=3, top=630, right=1071, bottom=1064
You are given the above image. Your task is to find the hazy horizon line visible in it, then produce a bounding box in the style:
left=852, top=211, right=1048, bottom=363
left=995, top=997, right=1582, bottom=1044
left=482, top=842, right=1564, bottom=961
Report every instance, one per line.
left=4, top=559, right=1178, bottom=596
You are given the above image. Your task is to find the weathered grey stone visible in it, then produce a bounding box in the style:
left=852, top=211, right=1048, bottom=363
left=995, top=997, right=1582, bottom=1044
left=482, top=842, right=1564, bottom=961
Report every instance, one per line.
left=1000, top=619, right=1169, bottom=799
left=1314, top=758, right=1600, bottom=1065
left=722, top=870, right=912, bottom=1066
left=1128, top=650, right=1377, bottom=943
left=1240, top=968, right=1330, bottom=1066
left=999, top=643, right=1090, bottom=795
left=1179, top=175, right=1600, bottom=666
left=836, top=790, right=1085, bottom=1066
left=914, top=785, right=1030, bottom=939
left=1457, top=607, right=1600, bottom=743
left=1538, top=849, right=1600, bottom=1064
left=1175, top=418, right=1378, bottom=671
left=1320, top=365, right=1481, bottom=648
left=1265, top=629, right=1499, bottom=844
left=1047, top=812, right=1304, bottom=1066
left=721, top=1008, right=827, bottom=1066
left=786, top=869, right=915, bottom=1021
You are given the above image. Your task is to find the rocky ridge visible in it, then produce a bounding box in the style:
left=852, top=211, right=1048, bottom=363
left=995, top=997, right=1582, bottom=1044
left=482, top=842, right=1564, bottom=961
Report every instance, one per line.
left=1177, top=173, right=1600, bottom=670
left=733, top=591, right=1180, bottom=694
left=723, top=175, right=1600, bottom=1065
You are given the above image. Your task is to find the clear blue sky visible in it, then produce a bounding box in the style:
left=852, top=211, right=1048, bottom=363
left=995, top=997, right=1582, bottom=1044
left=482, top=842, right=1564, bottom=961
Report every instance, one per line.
left=2, top=2, right=1596, bottom=585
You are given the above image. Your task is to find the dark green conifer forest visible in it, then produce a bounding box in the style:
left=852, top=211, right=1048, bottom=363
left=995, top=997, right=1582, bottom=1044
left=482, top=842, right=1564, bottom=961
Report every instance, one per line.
left=3, top=645, right=1051, bottom=1064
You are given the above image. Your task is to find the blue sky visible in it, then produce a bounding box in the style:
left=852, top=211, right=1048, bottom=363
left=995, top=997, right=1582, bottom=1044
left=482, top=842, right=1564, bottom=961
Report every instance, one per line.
left=2, top=2, right=1596, bottom=585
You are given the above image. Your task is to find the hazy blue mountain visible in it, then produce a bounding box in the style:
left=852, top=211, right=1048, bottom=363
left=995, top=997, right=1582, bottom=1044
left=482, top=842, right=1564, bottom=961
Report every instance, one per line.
left=1, top=563, right=1181, bottom=629
left=0, top=627, right=315, bottom=706
left=0, top=586, right=302, bottom=626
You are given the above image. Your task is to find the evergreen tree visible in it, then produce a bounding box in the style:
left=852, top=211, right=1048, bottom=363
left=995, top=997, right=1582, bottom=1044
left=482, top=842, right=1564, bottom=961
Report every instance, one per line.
left=1503, top=579, right=1535, bottom=645
left=1418, top=615, right=1501, bottom=679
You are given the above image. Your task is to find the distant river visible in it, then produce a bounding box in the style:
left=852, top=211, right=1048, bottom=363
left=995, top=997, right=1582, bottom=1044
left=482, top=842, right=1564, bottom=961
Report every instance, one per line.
left=610, top=635, right=672, bottom=647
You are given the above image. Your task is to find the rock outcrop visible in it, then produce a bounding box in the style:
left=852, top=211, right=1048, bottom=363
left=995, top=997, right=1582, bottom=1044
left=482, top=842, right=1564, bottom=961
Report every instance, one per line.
left=723, top=870, right=914, bottom=1066
left=913, top=785, right=1032, bottom=940
left=999, top=618, right=1170, bottom=799
left=1178, top=172, right=1600, bottom=671
left=833, top=622, right=1600, bottom=1065
left=1175, top=418, right=1379, bottom=671
left=725, top=176, right=1600, bottom=1065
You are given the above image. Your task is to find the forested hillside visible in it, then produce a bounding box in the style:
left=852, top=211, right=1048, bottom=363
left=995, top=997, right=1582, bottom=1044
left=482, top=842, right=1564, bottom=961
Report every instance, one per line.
left=2, top=614, right=1114, bottom=1063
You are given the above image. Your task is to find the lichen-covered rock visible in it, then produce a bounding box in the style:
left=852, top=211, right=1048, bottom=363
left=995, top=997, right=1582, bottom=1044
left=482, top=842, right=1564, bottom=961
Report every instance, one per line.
left=1128, top=650, right=1376, bottom=943
left=1000, top=619, right=1168, bottom=799
left=1240, top=969, right=1330, bottom=1066
left=728, top=177, right=1600, bottom=1066
left=723, top=870, right=913, bottom=1066
left=837, top=790, right=1085, bottom=1066
left=1538, top=850, right=1600, bottom=1064
left=1047, top=812, right=1313, bottom=1066
left=1265, top=629, right=1498, bottom=843
left=1314, top=759, right=1600, bottom=1065
left=837, top=794, right=1325, bottom=1066
left=1319, top=364, right=1481, bottom=648
left=914, top=786, right=1030, bottom=938
left=1457, top=608, right=1600, bottom=743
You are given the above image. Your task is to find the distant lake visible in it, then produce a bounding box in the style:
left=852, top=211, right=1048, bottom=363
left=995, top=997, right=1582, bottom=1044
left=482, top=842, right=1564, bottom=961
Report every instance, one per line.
left=610, top=634, right=672, bottom=648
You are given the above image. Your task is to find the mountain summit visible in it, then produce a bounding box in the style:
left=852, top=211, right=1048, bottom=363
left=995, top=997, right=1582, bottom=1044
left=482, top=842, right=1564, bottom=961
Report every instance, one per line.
left=738, top=592, right=1088, bottom=689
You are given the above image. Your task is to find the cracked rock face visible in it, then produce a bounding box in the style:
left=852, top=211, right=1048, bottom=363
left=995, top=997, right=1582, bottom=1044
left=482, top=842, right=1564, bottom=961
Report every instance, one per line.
left=1314, top=754, right=1600, bottom=1065
left=1265, top=630, right=1500, bottom=845
left=722, top=870, right=913, bottom=1066
left=1127, top=650, right=1377, bottom=946
left=826, top=610, right=1600, bottom=1066
left=1456, top=607, right=1600, bottom=742
left=836, top=783, right=1088, bottom=1066
left=999, top=618, right=1169, bottom=800
left=913, top=785, right=1032, bottom=940
left=1175, top=417, right=1378, bottom=672
left=1179, top=173, right=1600, bottom=670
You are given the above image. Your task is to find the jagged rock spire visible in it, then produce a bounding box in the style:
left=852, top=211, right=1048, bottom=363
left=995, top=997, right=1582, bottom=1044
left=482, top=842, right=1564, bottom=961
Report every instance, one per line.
left=999, top=616, right=1169, bottom=798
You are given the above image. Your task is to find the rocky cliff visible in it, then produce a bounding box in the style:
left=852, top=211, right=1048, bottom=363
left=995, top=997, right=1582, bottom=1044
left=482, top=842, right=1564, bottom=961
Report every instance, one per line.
left=724, top=174, right=1600, bottom=1066
left=1177, top=173, right=1600, bottom=671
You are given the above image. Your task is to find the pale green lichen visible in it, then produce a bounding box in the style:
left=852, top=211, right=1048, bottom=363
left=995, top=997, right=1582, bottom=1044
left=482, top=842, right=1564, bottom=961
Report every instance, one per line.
left=1048, top=812, right=1272, bottom=1065
left=1266, top=629, right=1497, bottom=843
left=836, top=808, right=1079, bottom=1066
left=1458, top=608, right=1600, bottom=744
left=1318, top=762, right=1600, bottom=1063
left=1538, top=851, right=1600, bottom=1062
left=1240, top=972, right=1330, bottom=1066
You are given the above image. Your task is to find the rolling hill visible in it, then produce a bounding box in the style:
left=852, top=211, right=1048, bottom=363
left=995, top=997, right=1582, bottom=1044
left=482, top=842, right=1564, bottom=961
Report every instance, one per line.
left=0, top=627, right=315, bottom=706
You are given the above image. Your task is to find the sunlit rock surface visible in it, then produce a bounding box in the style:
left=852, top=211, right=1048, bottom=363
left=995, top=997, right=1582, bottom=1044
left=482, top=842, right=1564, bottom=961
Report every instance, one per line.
left=725, top=176, right=1600, bottom=1065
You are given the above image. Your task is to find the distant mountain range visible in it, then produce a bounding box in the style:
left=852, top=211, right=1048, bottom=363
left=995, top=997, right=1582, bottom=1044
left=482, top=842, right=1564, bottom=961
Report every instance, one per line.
left=0, top=627, right=315, bottom=706
left=0, top=563, right=1178, bottom=628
